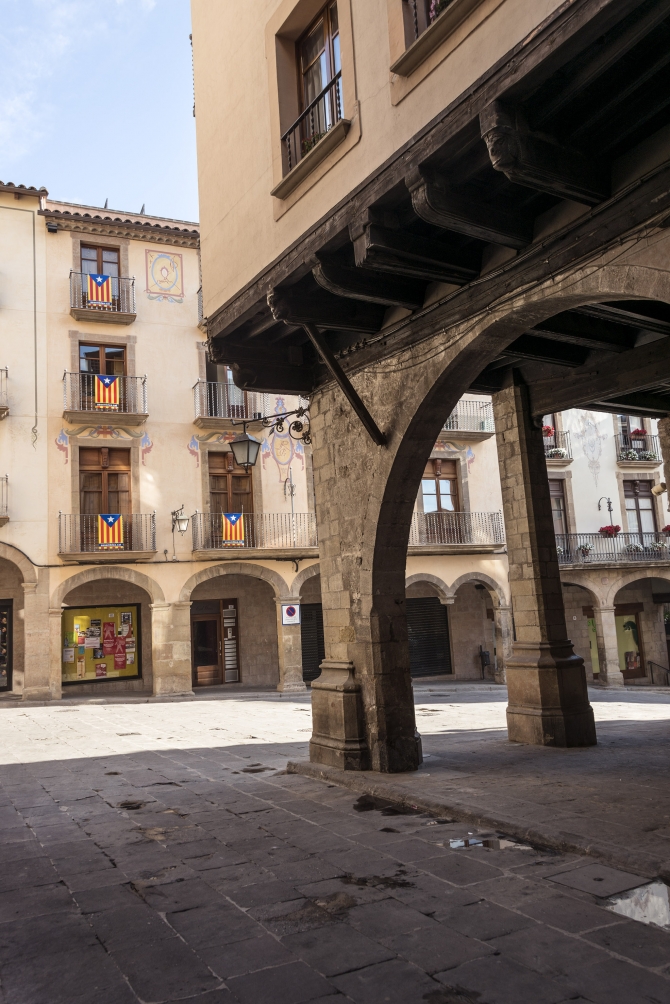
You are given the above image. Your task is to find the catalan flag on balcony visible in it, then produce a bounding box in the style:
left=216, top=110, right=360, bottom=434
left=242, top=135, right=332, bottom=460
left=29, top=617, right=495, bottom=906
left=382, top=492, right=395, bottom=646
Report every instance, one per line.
left=86, top=273, right=113, bottom=306
left=97, top=514, right=124, bottom=550
left=95, top=375, right=119, bottom=411
left=222, top=512, right=244, bottom=545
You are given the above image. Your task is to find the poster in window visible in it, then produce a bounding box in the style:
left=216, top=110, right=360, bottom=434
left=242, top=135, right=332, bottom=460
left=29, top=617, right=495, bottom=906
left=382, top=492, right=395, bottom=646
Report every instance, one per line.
left=61, top=605, right=141, bottom=684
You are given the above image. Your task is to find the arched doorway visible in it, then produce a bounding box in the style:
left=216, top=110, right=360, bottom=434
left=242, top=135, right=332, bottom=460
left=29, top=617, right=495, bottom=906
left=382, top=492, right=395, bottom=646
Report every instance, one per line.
left=405, top=577, right=452, bottom=679
left=611, top=575, right=670, bottom=685
left=0, top=557, right=26, bottom=693
left=561, top=581, right=602, bottom=683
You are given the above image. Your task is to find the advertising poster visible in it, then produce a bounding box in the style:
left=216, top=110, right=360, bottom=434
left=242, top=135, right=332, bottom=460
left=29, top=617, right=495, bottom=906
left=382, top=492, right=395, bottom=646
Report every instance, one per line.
left=61, top=605, right=140, bottom=684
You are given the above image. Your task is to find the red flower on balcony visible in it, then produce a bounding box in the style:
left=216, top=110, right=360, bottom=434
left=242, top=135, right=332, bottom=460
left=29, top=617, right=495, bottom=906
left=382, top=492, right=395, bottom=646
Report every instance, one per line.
left=662, top=525, right=670, bottom=534
left=542, top=425, right=555, bottom=437
left=599, top=524, right=621, bottom=536
left=630, top=428, right=647, bottom=436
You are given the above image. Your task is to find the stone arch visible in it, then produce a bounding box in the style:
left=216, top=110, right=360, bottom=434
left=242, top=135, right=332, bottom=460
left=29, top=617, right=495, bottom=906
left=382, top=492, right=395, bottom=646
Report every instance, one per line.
left=446, top=571, right=508, bottom=608
left=0, top=541, right=37, bottom=585
left=52, top=565, right=164, bottom=608
left=291, top=562, right=321, bottom=598
left=559, top=573, right=607, bottom=607
left=606, top=568, right=670, bottom=607
left=178, top=561, right=290, bottom=602
left=405, top=572, right=450, bottom=604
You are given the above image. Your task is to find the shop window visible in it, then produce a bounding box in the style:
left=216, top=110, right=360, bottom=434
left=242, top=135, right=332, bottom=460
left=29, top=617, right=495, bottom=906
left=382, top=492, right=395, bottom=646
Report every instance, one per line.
left=549, top=480, right=567, bottom=535
left=624, top=480, right=657, bottom=536
left=61, top=604, right=140, bottom=684
left=421, top=459, right=458, bottom=512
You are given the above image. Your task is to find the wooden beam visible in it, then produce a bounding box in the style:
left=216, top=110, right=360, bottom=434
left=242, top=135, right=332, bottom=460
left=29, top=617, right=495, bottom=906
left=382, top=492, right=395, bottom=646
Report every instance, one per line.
left=267, top=285, right=385, bottom=334
left=312, top=258, right=425, bottom=310
left=577, top=303, right=670, bottom=336
left=532, top=310, right=636, bottom=352
left=502, top=334, right=589, bottom=367
left=592, top=391, right=670, bottom=416
left=528, top=337, right=670, bottom=417
left=406, top=168, right=532, bottom=249
left=208, top=341, right=314, bottom=395
left=480, top=101, right=608, bottom=205
left=351, top=223, right=477, bottom=285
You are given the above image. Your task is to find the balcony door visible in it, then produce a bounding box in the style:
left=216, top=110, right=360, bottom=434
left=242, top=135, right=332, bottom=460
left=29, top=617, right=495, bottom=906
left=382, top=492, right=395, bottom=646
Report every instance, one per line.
left=420, top=459, right=459, bottom=543
left=618, top=414, right=646, bottom=450
left=297, top=2, right=341, bottom=153
left=79, top=448, right=131, bottom=550
left=549, top=480, right=568, bottom=536
left=81, top=245, right=120, bottom=310
left=78, top=344, right=126, bottom=413
left=208, top=451, right=253, bottom=546
left=624, top=480, right=657, bottom=538
left=205, top=362, right=248, bottom=418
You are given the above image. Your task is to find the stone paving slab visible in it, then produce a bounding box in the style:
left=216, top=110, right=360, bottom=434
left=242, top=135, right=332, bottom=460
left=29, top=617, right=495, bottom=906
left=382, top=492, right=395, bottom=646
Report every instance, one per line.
left=0, top=690, right=669, bottom=1002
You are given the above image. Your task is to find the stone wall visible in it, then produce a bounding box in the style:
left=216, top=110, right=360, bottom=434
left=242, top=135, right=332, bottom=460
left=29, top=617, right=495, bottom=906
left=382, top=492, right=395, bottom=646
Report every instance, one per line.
left=191, top=573, right=278, bottom=687
left=561, top=583, right=596, bottom=681
left=449, top=583, right=495, bottom=680
left=300, top=574, right=322, bottom=604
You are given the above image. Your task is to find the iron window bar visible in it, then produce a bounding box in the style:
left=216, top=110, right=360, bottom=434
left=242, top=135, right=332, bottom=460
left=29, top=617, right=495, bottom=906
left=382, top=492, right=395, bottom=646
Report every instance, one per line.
left=282, top=70, right=343, bottom=173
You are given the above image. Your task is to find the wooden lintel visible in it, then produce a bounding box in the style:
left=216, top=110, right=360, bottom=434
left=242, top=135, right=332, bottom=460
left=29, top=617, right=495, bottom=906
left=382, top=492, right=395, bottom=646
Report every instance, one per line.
left=267, top=286, right=385, bottom=334
left=352, top=223, right=477, bottom=285
left=313, top=258, right=425, bottom=310
left=406, top=168, right=532, bottom=249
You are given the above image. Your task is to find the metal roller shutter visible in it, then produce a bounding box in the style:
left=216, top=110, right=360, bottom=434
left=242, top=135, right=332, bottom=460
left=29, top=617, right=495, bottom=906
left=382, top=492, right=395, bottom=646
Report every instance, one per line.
left=301, top=603, right=325, bottom=682
left=407, top=597, right=452, bottom=677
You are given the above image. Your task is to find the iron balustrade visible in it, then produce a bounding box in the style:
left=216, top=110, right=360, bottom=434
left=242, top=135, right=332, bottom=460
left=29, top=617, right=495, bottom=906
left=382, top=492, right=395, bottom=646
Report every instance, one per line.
left=0, top=369, right=7, bottom=413
left=405, top=0, right=455, bottom=41
left=444, top=399, right=494, bottom=433
left=197, top=286, right=204, bottom=325
left=556, top=532, right=670, bottom=564
left=192, top=512, right=318, bottom=551
left=69, top=271, right=136, bottom=315
left=0, top=476, right=7, bottom=520
left=63, top=373, right=148, bottom=416
left=193, top=381, right=269, bottom=421
left=58, top=513, right=156, bottom=555
left=282, top=71, right=343, bottom=174
left=409, top=510, right=505, bottom=546
left=615, top=433, right=661, bottom=462
left=544, top=429, right=572, bottom=459
left=648, top=661, right=670, bottom=687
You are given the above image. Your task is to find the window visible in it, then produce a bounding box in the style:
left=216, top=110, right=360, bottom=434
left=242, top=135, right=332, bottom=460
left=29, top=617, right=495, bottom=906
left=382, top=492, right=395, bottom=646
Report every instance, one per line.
left=80, top=448, right=131, bottom=515
left=549, top=480, right=567, bottom=535
left=421, top=459, right=458, bottom=512
left=209, top=452, right=253, bottom=514
left=81, top=245, right=120, bottom=278
left=542, top=413, right=557, bottom=448
left=402, top=0, right=453, bottom=45
left=624, top=480, right=657, bottom=536
left=79, top=344, right=126, bottom=376
left=618, top=414, right=646, bottom=447
left=61, top=604, right=140, bottom=684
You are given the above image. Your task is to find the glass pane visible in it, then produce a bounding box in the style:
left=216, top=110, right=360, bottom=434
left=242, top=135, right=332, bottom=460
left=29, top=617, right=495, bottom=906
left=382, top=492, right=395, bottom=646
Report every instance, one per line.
left=329, top=2, right=338, bottom=33
left=301, top=18, right=325, bottom=73
left=625, top=499, right=641, bottom=534
left=80, top=346, right=101, bottom=373
left=421, top=479, right=438, bottom=513
left=639, top=499, right=655, bottom=533
left=104, top=347, right=125, bottom=375
left=332, top=33, right=341, bottom=75
left=551, top=498, right=566, bottom=535
left=439, top=480, right=456, bottom=512
left=81, top=247, right=97, bottom=273
left=303, top=56, right=327, bottom=109
left=81, top=247, right=97, bottom=260
left=194, top=620, right=219, bottom=667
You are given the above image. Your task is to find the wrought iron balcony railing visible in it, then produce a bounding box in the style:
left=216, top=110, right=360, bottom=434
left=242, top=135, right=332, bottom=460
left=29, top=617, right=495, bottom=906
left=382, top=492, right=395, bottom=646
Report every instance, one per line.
left=58, top=513, right=156, bottom=555
left=193, top=381, right=269, bottom=422
left=282, top=71, right=343, bottom=174
left=444, top=399, right=494, bottom=434
left=0, top=368, right=7, bottom=418
left=544, top=429, right=572, bottom=459
left=192, top=512, right=318, bottom=551
left=63, top=373, right=148, bottom=417
left=0, top=476, right=8, bottom=523
left=556, top=532, right=670, bottom=564
left=409, top=510, right=505, bottom=547
left=69, top=271, right=136, bottom=316
left=615, top=433, right=661, bottom=463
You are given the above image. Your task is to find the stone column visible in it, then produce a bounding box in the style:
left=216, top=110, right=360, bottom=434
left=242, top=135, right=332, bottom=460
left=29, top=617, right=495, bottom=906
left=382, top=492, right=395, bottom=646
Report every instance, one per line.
left=48, top=607, right=64, bottom=701
left=592, top=604, right=624, bottom=687
left=151, top=601, right=194, bottom=696
left=276, top=597, right=307, bottom=693
left=493, top=378, right=596, bottom=746
left=22, top=571, right=55, bottom=701
left=493, top=604, right=514, bottom=684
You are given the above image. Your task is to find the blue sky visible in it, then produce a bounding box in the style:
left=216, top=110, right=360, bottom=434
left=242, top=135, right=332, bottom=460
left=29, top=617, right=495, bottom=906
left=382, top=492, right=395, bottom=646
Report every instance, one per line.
left=0, top=0, right=199, bottom=222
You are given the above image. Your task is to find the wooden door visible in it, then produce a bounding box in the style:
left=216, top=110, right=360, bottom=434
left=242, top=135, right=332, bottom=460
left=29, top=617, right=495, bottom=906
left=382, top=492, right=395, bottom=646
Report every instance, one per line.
left=192, top=616, right=222, bottom=686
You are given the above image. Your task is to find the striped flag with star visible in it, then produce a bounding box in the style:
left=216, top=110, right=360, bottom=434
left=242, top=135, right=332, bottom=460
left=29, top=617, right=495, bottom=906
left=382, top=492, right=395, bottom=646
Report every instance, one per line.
left=94, top=375, right=119, bottom=411
left=86, top=273, right=113, bottom=306
left=222, top=512, right=244, bottom=545
left=97, top=514, right=124, bottom=550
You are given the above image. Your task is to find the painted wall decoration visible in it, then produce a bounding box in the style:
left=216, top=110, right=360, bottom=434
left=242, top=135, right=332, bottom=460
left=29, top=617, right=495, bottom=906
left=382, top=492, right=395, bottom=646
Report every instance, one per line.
left=140, top=432, right=153, bottom=465
left=575, top=412, right=608, bottom=486
left=187, top=435, right=200, bottom=467
left=56, top=430, right=69, bottom=464
left=434, top=440, right=475, bottom=470
left=145, top=250, right=184, bottom=303
left=57, top=425, right=146, bottom=462
left=261, top=396, right=305, bottom=482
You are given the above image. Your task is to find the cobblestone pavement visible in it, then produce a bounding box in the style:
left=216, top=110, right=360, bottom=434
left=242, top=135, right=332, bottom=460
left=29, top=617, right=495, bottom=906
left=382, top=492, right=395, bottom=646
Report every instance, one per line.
left=0, top=687, right=669, bottom=1003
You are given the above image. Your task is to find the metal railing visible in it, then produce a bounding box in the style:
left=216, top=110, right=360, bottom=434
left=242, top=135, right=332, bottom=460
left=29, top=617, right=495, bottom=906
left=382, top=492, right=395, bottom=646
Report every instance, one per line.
left=58, top=513, right=156, bottom=554
left=192, top=512, right=318, bottom=551
left=544, top=430, right=572, bottom=459
left=282, top=71, right=343, bottom=174
left=405, top=0, right=454, bottom=41
left=648, top=661, right=670, bottom=687
left=63, top=372, right=148, bottom=416
left=409, top=510, right=505, bottom=546
left=69, top=271, right=136, bottom=315
left=556, top=532, right=670, bottom=564
left=193, top=381, right=269, bottom=421
left=615, top=433, right=661, bottom=462
left=444, top=399, right=494, bottom=434
left=197, top=286, right=203, bottom=325
left=0, top=476, right=7, bottom=520
left=0, top=369, right=7, bottom=413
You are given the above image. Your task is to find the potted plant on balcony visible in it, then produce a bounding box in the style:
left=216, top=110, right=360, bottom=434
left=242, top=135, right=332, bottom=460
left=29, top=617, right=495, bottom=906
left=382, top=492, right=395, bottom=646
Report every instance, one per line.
left=649, top=540, right=667, bottom=552
left=542, top=424, right=555, bottom=437
left=662, top=525, right=670, bottom=534
left=546, top=447, right=569, bottom=459
left=636, top=450, right=658, bottom=461
left=429, top=0, right=453, bottom=19
left=630, top=427, right=647, bottom=437
left=620, top=448, right=641, bottom=461
left=578, top=542, right=594, bottom=558
left=599, top=524, right=621, bottom=537
left=625, top=541, right=645, bottom=553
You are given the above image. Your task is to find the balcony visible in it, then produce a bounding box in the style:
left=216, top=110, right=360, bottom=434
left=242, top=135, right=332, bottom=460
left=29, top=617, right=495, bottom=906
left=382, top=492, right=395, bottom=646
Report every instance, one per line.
left=544, top=429, right=572, bottom=464
left=0, top=368, right=8, bottom=420
left=69, top=272, right=136, bottom=324
left=0, top=476, right=8, bottom=527
left=615, top=433, right=661, bottom=466
left=443, top=399, right=494, bottom=440
left=556, top=532, right=670, bottom=566
left=58, top=513, right=156, bottom=563
left=192, top=512, right=318, bottom=559
left=63, top=373, right=148, bottom=426
left=392, top=0, right=482, bottom=77
left=193, top=381, right=269, bottom=429
left=408, top=510, right=505, bottom=553
left=272, top=72, right=348, bottom=200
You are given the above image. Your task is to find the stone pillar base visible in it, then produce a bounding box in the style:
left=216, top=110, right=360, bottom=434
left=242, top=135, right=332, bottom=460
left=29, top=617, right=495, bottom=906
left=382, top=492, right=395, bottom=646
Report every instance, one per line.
left=309, top=661, right=370, bottom=770
left=278, top=680, right=307, bottom=693
left=506, top=642, right=597, bottom=747
left=22, top=687, right=53, bottom=702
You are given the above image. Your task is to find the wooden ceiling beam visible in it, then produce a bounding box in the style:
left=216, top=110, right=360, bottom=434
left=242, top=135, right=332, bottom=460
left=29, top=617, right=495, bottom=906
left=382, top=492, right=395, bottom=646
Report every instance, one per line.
left=351, top=222, right=478, bottom=285
left=312, top=258, right=425, bottom=310
left=267, top=285, right=385, bottom=334
left=502, top=334, right=589, bottom=367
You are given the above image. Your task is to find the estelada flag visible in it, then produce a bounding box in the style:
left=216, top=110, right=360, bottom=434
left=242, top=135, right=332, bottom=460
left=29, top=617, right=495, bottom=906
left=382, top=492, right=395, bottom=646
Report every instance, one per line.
left=97, top=514, right=124, bottom=550
left=95, top=375, right=119, bottom=411
left=86, top=273, right=113, bottom=306
left=222, top=512, right=244, bottom=545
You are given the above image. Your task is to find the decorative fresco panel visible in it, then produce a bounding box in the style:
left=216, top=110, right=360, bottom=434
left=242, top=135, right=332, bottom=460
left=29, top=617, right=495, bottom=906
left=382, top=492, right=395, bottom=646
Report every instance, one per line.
left=145, top=250, right=184, bottom=302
